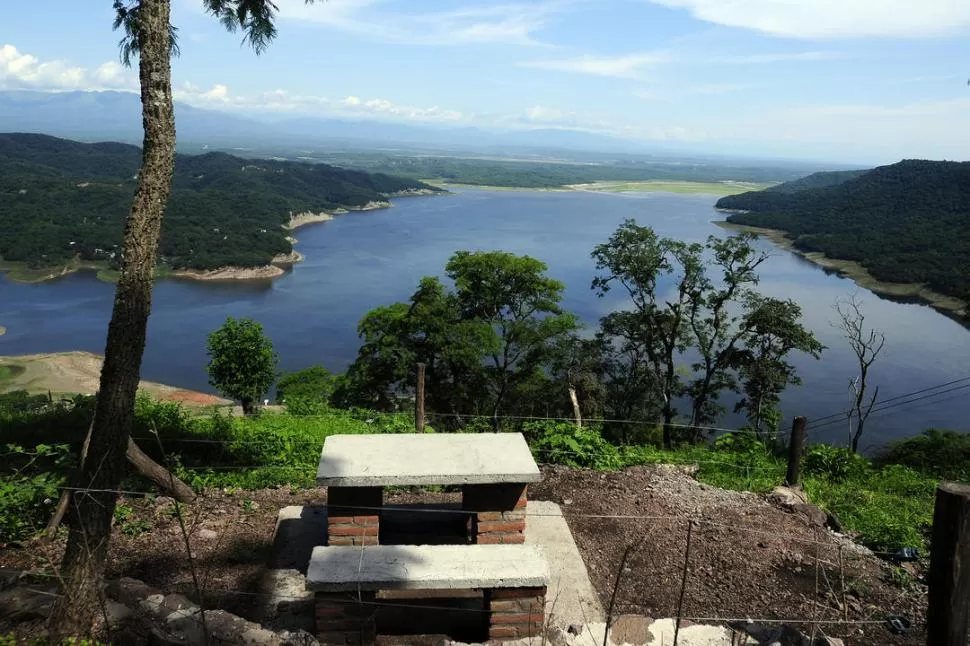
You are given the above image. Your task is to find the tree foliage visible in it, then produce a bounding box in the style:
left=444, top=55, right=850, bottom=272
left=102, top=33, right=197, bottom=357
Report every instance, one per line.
left=0, top=133, right=438, bottom=272
left=590, top=220, right=822, bottom=447
left=338, top=251, right=578, bottom=422
left=719, top=160, right=970, bottom=307
left=207, top=317, right=278, bottom=415
left=275, top=366, right=336, bottom=406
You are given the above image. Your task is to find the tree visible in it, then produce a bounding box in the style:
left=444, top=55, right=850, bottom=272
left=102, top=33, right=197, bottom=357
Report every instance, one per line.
left=276, top=366, right=336, bottom=405
left=447, top=251, right=578, bottom=426
left=207, top=317, right=278, bottom=415
left=733, top=296, right=824, bottom=441
left=49, top=1, right=314, bottom=635
left=834, top=294, right=886, bottom=453
left=339, top=251, right=578, bottom=424
left=591, top=220, right=703, bottom=447
left=684, top=233, right=768, bottom=431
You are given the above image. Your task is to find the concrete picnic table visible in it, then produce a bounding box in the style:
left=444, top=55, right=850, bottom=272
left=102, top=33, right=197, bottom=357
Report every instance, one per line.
left=316, top=432, right=541, bottom=546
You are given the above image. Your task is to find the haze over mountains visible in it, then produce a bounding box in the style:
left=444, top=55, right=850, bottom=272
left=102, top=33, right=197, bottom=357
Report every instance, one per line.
left=0, top=90, right=843, bottom=170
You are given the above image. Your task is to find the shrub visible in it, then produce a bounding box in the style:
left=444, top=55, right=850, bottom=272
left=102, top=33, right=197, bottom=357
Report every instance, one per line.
left=524, top=421, right=620, bottom=470
left=803, top=444, right=871, bottom=481
left=0, top=443, right=73, bottom=542
left=876, top=429, right=970, bottom=481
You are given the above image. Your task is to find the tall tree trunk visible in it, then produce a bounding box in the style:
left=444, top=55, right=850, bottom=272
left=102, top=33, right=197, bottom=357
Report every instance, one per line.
left=48, top=0, right=175, bottom=636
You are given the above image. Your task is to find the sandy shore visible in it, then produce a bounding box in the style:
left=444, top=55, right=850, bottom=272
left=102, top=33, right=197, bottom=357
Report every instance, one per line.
left=0, top=351, right=231, bottom=407
left=716, top=220, right=968, bottom=319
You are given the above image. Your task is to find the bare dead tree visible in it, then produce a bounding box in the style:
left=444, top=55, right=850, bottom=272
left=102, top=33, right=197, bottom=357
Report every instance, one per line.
left=832, top=295, right=885, bottom=453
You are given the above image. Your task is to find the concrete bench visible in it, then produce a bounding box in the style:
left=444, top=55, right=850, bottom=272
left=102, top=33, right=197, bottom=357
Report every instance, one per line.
left=317, top=433, right=541, bottom=546
left=307, top=543, right=549, bottom=642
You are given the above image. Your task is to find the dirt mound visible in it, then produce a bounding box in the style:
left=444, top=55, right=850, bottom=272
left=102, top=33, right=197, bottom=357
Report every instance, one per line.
left=530, top=465, right=925, bottom=645
left=0, top=467, right=926, bottom=645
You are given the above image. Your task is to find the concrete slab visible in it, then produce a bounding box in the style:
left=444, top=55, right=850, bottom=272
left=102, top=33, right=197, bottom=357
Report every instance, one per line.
left=524, top=501, right=604, bottom=628
left=306, top=544, right=549, bottom=592
left=316, top=433, right=541, bottom=486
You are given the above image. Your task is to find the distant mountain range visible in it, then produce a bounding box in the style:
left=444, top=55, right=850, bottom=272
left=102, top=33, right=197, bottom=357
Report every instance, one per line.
left=0, top=90, right=671, bottom=157
left=717, top=160, right=970, bottom=314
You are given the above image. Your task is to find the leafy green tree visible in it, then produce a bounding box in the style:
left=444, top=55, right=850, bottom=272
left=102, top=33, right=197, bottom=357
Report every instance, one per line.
left=207, top=317, right=278, bottom=415
left=732, top=296, right=824, bottom=441
left=276, top=366, right=336, bottom=406
left=339, top=251, right=578, bottom=424
left=52, top=2, right=317, bottom=635
left=447, top=251, right=578, bottom=424
left=683, top=233, right=768, bottom=431
left=592, top=221, right=818, bottom=446
left=591, top=220, right=704, bottom=447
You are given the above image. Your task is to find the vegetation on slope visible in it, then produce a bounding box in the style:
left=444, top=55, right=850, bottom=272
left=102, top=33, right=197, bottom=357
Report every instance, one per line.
left=0, top=133, right=438, bottom=273
left=717, top=160, right=970, bottom=307
left=0, top=390, right=952, bottom=555
left=312, top=153, right=808, bottom=189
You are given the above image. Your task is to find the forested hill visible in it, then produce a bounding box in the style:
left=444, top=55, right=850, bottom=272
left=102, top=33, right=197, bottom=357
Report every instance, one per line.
left=716, top=160, right=970, bottom=306
left=0, top=133, right=438, bottom=272
left=763, top=169, right=867, bottom=194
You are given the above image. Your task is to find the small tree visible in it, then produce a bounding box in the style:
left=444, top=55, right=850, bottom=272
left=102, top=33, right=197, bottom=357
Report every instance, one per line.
left=833, top=294, right=886, bottom=453
left=207, top=317, right=278, bottom=415
left=276, top=365, right=336, bottom=405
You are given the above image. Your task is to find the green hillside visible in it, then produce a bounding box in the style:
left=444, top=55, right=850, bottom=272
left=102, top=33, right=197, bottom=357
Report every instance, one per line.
left=717, top=160, right=970, bottom=307
left=0, top=133, right=438, bottom=273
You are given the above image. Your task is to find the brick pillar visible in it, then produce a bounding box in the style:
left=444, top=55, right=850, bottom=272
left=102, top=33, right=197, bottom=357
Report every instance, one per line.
left=315, top=591, right=377, bottom=645
left=327, top=487, right=382, bottom=546
left=485, top=587, right=546, bottom=640
left=462, top=483, right=527, bottom=544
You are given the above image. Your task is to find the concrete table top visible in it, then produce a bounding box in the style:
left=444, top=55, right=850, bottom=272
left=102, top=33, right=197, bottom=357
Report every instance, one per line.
left=306, top=543, right=550, bottom=591
left=316, top=432, right=541, bottom=487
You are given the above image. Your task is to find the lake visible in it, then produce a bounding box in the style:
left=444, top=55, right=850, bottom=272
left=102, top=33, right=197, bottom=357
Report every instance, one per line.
left=1, top=188, right=968, bottom=447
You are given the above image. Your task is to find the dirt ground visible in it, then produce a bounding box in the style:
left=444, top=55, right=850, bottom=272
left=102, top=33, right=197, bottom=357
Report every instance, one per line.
left=0, top=466, right=927, bottom=645
left=0, top=351, right=229, bottom=407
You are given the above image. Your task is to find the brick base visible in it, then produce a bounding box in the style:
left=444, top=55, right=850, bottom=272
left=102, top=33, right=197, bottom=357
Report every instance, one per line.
left=315, top=591, right=377, bottom=645
left=463, top=484, right=527, bottom=544
left=485, top=587, right=546, bottom=640
left=328, top=487, right=382, bottom=547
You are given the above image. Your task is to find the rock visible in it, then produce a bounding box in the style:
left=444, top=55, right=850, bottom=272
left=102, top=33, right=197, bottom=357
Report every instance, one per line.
left=545, top=625, right=569, bottom=646
left=609, top=614, right=652, bottom=645
left=768, top=486, right=809, bottom=507
left=0, top=569, right=23, bottom=591
left=198, top=528, right=219, bottom=540
left=792, top=503, right=828, bottom=528
left=0, top=584, right=56, bottom=621
left=567, top=623, right=584, bottom=636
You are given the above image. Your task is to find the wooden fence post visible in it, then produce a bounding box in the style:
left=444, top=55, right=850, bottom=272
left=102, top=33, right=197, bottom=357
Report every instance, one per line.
left=785, top=416, right=806, bottom=487
left=415, top=363, right=426, bottom=433
left=927, top=482, right=970, bottom=645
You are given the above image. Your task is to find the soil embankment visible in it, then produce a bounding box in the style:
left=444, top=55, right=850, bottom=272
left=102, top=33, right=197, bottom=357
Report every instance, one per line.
left=0, top=351, right=228, bottom=407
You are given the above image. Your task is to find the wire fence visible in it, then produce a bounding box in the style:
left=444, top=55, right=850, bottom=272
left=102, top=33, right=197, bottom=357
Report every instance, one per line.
left=20, top=484, right=919, bottom=644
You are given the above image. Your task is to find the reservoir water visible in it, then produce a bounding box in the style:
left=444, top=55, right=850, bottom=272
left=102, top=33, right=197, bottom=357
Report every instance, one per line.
left=1, top=188, right=968, bottom=447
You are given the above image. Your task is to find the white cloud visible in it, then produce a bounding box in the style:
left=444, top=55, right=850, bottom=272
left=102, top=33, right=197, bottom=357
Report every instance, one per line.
left=719, top=51, right=844, bottom=64
left=519, top=51, right=668, bottom=78
left=173, top=83, right=464, bottom=122
left=0, top=44, right=135, bottom=91
left=646, top=0, right=970, bottom=38
left=271, top=0, right=564, bottom=46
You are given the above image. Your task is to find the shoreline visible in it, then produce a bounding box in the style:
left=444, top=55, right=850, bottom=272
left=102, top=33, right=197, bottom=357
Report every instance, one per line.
left=0, top=198, right=402, bottom=285
left=715, top=220, right=968, bottom=320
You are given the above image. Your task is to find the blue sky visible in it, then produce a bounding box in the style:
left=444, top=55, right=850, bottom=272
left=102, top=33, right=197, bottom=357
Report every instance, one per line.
left=2, top=0, right=970, bottom=163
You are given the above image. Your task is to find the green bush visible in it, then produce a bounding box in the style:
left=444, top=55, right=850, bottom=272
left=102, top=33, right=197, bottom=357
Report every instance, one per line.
left=0, top=443, right=73, bottom=542
left=524, top=421, right=621, bottom=469
left=803, top=444, right=871, bottom=481
left=876, top=429, right=970, bottom=481
left=804, top=464, right=934, bottom=552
